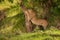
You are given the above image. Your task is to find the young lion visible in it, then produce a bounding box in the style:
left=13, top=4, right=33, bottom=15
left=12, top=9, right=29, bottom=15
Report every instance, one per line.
left=20, top=5, right=48, bottom=31
left=28, top=9, right=48, bottom=30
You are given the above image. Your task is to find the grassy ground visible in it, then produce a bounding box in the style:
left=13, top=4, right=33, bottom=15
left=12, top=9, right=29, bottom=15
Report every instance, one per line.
left=0, top=28, right=60, bottom=40
left=9, top=33, right=60, bottom=40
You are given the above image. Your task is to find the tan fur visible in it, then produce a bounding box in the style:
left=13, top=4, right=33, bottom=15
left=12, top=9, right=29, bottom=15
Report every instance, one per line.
left=20, top=6, right=48, bottom=30
left=20, top=6, right=31, bottom=21
left=28, top=9, right=48, bottom=29
left=31, top=17, right=48, bottom=29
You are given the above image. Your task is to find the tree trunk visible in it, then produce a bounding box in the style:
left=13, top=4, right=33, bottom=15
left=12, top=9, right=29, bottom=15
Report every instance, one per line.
left=0, top=9, right=6, bottom=21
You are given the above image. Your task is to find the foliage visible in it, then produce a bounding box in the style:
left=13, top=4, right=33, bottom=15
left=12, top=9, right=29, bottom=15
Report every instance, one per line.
left=0, top=0, right=60, bottom=40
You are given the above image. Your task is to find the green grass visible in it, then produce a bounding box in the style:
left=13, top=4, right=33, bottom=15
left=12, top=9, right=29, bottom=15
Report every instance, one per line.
left=0, top=26, right=60, bottom=40
left=9, top=32, right=60, bottom=40
left=0, top=28, right=60, bottom=40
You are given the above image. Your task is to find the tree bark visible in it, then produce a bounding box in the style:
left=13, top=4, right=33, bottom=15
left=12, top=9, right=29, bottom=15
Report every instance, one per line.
left=0, top=9, right=6, bottom=21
